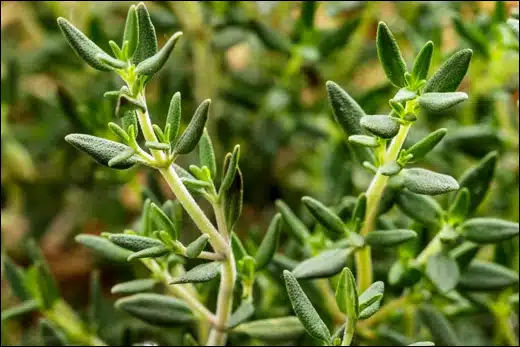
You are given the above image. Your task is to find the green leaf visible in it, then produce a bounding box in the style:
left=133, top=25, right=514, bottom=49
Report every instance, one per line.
left=459, top=218, right=519, bottom=244
left=150, top=202, right=178, bottom=240
left=40, top=319, right=68, bottom=346
left=447, top=188, right=470, bottom=224
left=452, top=17, right=489, bottom=58
left=223, top=167, right=243, bottom=231
left=412, top=41, right=434, bottom=82
left=183, top=333, right=199, bottom=346
left=418, top=92, right=468, bottom=112
left=140, top=199, right=153, bottom=237
left=302, top=197, right=345, bottom=238
left=75, top=234, right=133, bottom=262
left=56, top=17, right=112, bottom=71
left=360, top=115, right=400, bottom=139
left=379, top=160, right=402, bottom=176
left=185, top=235, right=210, bottom=258
left=199, top=128, right=217, bottom=179
left=173, top=100, right=210, bottom=155
left=402, top=168, right=459, bottom=195
left=1, top=300, right=39, bottom=321
left=396, top=190, right=443, bottom=225
left=65, top=134, right=139, bottom=169
left=283, top=270, right=331, bottom=344
left=170, top=262, right=221, bottom=284
left=392, top=88, right=417, bottom=103
left=365, top=229, right=417, bottom=247
left=348, top=135, right=379, bottom=148
left=33, top=263, right=59, bottom=310
left=122, top=111, right=138, bottom=138
left=326, top=81, right=374, bottom=163
left=220, top=145, right=241, bottom=194
left=231, top=232, right=248, bottom=263
left=127, top=245, right=170, bottom=261
left=249, top=20, right=291, bottom=54
left=232, top=316, right=305, bottom=341
left=255, top=213, right=282, bottom=270
left=404, top=128, right=447, bottom=163
left=458, top=151, right=498, bottom=213
left=122, top=5, right=139, bottom=58
left=135, top=31, right=182, bottom=76
left=335, top=267, right=358, bottom=316
left=318, top=17, right=360, bottom=57
left=131, top=2, right=158, bottom=65
left=426, top=251, right=460, bottom=293
left=108, top=234, right=163, bottom=251
left=145, top=141, right=169, bottom=151
left=275, top=200, right=311, bottom=245
left=459, top=260, right=518, bottom=291
left=116, top=94, right=146, bottom=117
left=108, top=148, right=135, bottom=168
left=444, top=126, right=502, bottom=158
left=111, top=279, right=157, bottom=294
left=108, top=122, right=130, bottom=144
left=96, top=54, right=126, bottom=69
left=376, top=22, right=408, bottom=87
left=228, top=301, right=255, bottom=329
left=166, top=92, right=181, bottom=143
left=292, top=248, right=351, bottom=279
left=418, top=305, right=460, bottom=346
left=358, top=281, right=384, bottom=319
left=2, top=255, right=31, bottom=301
left=116, top=293, right=193, bottom=326
left=423, top=49, right=473, bottom=93
left=450, top=242, right=479, bottom=272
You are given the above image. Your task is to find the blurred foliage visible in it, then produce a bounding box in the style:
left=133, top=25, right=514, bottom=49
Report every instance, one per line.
left=1, top=1, right=518, bottom=346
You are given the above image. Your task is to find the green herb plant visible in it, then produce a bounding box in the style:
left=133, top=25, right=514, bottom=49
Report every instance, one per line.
left=1, top=3, right=518, bottom=347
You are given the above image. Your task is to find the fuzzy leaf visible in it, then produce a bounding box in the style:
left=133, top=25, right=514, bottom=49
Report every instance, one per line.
left=57, top=17, right=112, bottom=71
left=228, top=302, right=255, bottom=329
left=412, top=41, right=434, bottom=82
left=392, top=88, right=417, bottom=103
left=231, top=232, right=248, bottom=262
left=450, top=242, right=479, bottom=272
left=326, top=81, right=373, bottom=163
left=255, top=213, right=282, bottom=270
left=458, top=261, right=518, bottom=291
left=380, top=160, right=402, bottom=176
left=145, top=141, right=169, bottom=151
left=276, top=200, right=311, bottom=245
left=122, top=111, right=138, bottom=138
left=220, top=145, right=240, bottom=194
left=447, top=188, right=470, bottom=224
left=166, top=92, right=181, bottom=143
left=452, top=17, right=489, bottom=58
left=335, top=267, right=358, bottom=316
left=360, top=115, right=400, bottom=139
left=404, top=128, right=447, bottom=163
left=135, top=32, right=182, bottom=76
left=116, top=293, right=193, bottom=326
left=199, top=128, right=217, bottom=178
left=232, top=317, right=305, bottom=341
left=458, top=151, right=498, bottom=213
left=376, top=22, right=408, bottom=87
left=302, top=197, right=345, bottom=238
left=292, top=248, right=350, bottom=279
left=40, top=319, right=68, bottom=346
left=111, top=279, right=157, bottom=294
left=283, top=271, right=331, bottom=343
left=402, top=168, right=459, bottom=195
left=131, top=3, right=158, bottom=64
left=65, top=134, right=139, bottom=169
left=365, top=229, right=417, bottom=247
left=127, top=245, right=170, bottom=261
left=358, top=281, right=384, bottom=319
left=96, top=54, right=126, bottom=69
left=423, top=49, right=472, bottom=93
left=459, top=218, right=519, bottom=244
left=224, top=167, right=243, bottom=231
left=185, top=235, right=210, bottom=259
left=108, top=234, right=163, bottom=252
left=170, top=262, right=221, bottom=284
left=348, top=135, right=379, bottom=147
left=426, top=252, right=460, bottom=293
left=75, top=234, right=133, bottom=262
left=122, top=5, right=139, bottom=58
left=150, top=203, right=178, bottom=240
left=397, top=190, right=443, bottom=225
left=174, top=100, right=210, bottom=155
left=418, top=92, right=468, bottom=112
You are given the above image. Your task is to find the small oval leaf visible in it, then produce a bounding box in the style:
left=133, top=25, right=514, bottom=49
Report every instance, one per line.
left=292, top=248, right=351, bottom=279
left=402, top=168, right=459, bottom=195
left=108, top=234, right=163, bottom=252
left=173, top=100, right=210, bottom=155
left=418, top=92, right=468, bottom=113
left=360, top=115, right=400, bottom=139
left=111, top=279, right=157, bottom=294
left=365, top=229, right=417, bottom=247
left=423, top=49, right=473, bottom=93
left=255, top=213, right=282, bottom=270
left=376, top=22, right=408, bottom=87
left=170, top=262, right=221, bottom=284
left=75, top=234, right=133, bottom=262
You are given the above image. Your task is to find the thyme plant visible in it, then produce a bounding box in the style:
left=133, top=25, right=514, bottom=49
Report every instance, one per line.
left=1, top=3, right=518, bottom=347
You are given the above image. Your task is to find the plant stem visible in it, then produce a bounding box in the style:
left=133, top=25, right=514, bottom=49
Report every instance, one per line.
left=355, top=123, right=412, bottom=291
left=213, top=204, right=229, bottom=241
left=46, top=300, right=106, bottom=346
left=207, top=205, right=237, bottom=346
left=142, top=259, right=216, bottom=324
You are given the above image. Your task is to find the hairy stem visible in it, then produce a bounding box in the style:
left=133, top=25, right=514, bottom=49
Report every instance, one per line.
left=46, top=300, right=106, bottom=346
left=355, top=123, right=412, bottom=291
left=207, top=205, right=237, bottom=346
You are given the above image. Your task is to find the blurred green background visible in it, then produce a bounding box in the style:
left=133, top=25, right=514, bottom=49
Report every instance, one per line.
left=1, top=1, right=518, bottom=345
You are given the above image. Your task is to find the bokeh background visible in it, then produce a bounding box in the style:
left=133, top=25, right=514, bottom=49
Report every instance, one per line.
left=1, top=1, right=518, bottom=345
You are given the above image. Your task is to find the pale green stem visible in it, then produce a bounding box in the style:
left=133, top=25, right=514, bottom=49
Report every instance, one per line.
left=142, top=259, right=216, bottom=323
left=355, top=123, right=412, bottom=291
left=213, top=204, right=229, bottom=241
left=207, top=205, right=237, bottom=346
left=46, top=300, right=106, bottom=346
